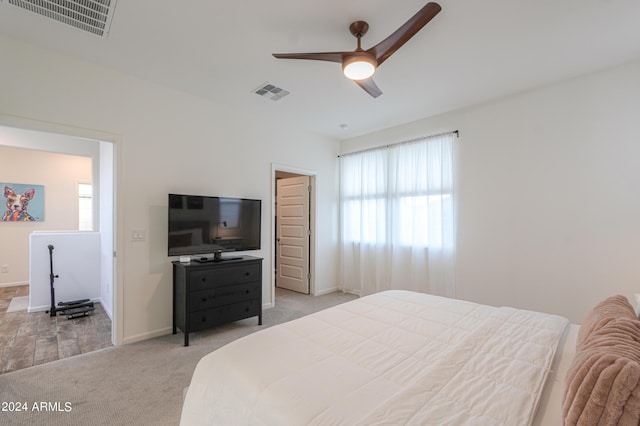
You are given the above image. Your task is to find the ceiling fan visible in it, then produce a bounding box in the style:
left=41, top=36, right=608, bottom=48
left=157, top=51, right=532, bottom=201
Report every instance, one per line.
left=272, top=2, right=442, bottom=98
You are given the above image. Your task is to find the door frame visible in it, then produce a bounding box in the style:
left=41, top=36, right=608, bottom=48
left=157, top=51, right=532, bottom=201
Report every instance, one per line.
left=270, top=163, right=316, bottom=307
left=276, top=175, right=310, bottom=294
left=0, top=114, right=124, bottom=346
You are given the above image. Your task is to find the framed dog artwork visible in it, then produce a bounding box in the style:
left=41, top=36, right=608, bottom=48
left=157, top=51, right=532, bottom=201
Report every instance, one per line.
left=1, top=182, right=45, bottom=222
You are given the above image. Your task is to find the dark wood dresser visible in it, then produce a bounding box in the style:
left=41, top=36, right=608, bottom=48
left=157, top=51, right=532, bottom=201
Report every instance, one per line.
left=172, top=256, right=262, bottom=346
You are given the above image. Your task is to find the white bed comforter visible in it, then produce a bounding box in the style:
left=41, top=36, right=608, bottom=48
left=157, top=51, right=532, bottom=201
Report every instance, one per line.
left=181, top=290, right=568, bottom=425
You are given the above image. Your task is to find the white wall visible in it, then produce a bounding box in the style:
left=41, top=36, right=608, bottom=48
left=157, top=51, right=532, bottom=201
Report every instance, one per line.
left=341, top=58, right=640, bottom=324
left=29, top=232, right=100, bottom=312
left=0, top=144, right=93, bottom=286
left=0, top=35, right=340, bottom=344
left=99, top=141, right=114, bottom=318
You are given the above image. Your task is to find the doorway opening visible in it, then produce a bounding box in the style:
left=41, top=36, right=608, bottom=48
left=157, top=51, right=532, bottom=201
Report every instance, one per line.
left=271, top=165, right=316, bottom=306
left=0, top=120, right=121, bottom=372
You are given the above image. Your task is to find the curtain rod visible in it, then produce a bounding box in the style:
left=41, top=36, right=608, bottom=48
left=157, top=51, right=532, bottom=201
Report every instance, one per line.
left=337, top=130, right=459, bottom=158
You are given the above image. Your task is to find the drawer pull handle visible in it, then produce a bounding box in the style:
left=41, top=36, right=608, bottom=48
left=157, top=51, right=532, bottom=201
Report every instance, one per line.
left=245, top=290, right=250, bottom=294
left=201, top=277, right=207, bottom=282
left=202, top=298, right=207, bottom=302
left=245, top=272, right=250, bottom=276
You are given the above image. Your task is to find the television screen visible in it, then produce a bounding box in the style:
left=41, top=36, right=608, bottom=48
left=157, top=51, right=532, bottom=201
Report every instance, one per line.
left=168, top=194, right=261, bottom=257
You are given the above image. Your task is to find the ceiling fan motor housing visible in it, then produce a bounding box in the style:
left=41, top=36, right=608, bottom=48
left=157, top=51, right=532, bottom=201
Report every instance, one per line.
left=342, top=51, right=377, bottom=80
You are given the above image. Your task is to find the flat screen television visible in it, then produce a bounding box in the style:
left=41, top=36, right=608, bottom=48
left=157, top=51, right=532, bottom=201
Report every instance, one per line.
left=168, top=194, right=261, bottom=260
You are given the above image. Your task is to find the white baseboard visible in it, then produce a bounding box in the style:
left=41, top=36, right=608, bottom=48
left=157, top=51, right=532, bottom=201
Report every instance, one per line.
left=28, top=304, right=49, bottom=313
left=98, top=297, right=113, bottom=320
left=122, top=327, right=173, bottom=345
left=314, top=287, right=339, bottom=296
left=0, top=281, right=29, bottom=288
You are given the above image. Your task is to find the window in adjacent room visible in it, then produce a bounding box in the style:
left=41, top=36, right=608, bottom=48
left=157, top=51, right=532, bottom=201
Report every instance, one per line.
left=78, top=182, right=93, bottom=231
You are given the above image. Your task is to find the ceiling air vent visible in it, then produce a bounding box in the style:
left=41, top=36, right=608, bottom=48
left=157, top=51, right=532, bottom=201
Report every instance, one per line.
left=253, top=83, right=290, bottom=101
left=6, top=0, right=119, bottom=37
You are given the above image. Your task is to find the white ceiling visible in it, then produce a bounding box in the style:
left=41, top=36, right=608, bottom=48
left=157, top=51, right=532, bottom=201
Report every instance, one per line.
left=1, top=0, right=639, bottom=140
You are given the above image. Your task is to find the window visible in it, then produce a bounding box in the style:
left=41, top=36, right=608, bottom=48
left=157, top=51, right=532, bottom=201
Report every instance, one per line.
left=78, top=183, right=93, bottom=231
left=339, top=132, right=456, bottom=297
left=340, top=134, right=454, bottom=248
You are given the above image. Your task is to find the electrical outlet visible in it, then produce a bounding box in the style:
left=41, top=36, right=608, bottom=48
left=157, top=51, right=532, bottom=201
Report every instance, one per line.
left=0, top=265, right=8, bottom=273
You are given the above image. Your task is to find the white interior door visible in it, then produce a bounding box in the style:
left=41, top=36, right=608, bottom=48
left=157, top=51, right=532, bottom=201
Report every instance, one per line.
left=276, top=176, right=310, bottom=294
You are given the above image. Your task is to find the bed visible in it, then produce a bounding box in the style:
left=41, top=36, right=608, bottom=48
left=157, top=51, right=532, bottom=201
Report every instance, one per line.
left=180, top=291, right=640, bottom=425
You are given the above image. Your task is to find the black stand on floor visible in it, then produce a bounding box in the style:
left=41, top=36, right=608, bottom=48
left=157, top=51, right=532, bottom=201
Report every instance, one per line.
left=46, top=244, right=95, bottom=319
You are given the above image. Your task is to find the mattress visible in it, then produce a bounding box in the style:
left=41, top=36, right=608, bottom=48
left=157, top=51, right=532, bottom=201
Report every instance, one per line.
left=532, top=323, right=579, bottom=425
left=181, top=290, right=570, bottom=425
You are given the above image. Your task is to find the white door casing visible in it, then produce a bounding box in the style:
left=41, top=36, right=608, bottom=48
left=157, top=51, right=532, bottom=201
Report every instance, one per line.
left=276, top=176, right=310, bottom=294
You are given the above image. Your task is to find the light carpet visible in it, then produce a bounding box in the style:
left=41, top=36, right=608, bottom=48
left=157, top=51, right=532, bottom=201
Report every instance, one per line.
left=0, top=288, right=356, bottom=425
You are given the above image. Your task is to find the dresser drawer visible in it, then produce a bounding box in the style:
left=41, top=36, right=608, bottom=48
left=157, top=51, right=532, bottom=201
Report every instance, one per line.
left=190, top=282, right=260, bottom=311
left=173, top=257, right=263, bottom=346
left=189, top=263, right=261, bottom=291
left=189, top=299, right=261, bottom=331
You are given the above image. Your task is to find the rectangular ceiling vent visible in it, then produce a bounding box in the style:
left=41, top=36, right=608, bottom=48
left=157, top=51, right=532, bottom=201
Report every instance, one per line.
left=6, top=0, right=118, bottom=37
left=253, top=83, right=290, bottom=101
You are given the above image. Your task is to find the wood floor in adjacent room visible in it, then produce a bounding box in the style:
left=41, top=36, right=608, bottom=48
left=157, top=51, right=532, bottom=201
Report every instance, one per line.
left=0, top=285, right=112, bottom=374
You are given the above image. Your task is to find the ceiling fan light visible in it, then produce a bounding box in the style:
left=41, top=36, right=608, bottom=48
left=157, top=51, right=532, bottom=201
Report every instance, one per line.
left=343, top=55, right=376, bottom=80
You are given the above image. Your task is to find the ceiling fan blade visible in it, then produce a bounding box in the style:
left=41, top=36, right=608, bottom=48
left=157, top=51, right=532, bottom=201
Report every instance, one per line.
left=272, top=52, right=346, bottom=63
left=368, top=2, right=441, bottom=66
left=355, top=77, right=382, bottom=98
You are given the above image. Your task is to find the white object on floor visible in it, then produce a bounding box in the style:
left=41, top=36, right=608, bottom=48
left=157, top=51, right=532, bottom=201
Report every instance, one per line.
left=7, top=295, right=29, bottom=312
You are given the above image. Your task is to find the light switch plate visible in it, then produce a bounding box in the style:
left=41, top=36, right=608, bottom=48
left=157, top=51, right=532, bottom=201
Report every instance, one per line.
left=131, top=230, right=145, bottom=241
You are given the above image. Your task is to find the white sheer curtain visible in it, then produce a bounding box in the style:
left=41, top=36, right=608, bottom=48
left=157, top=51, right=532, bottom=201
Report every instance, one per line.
left=340, top=132, right=455, bottom=297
